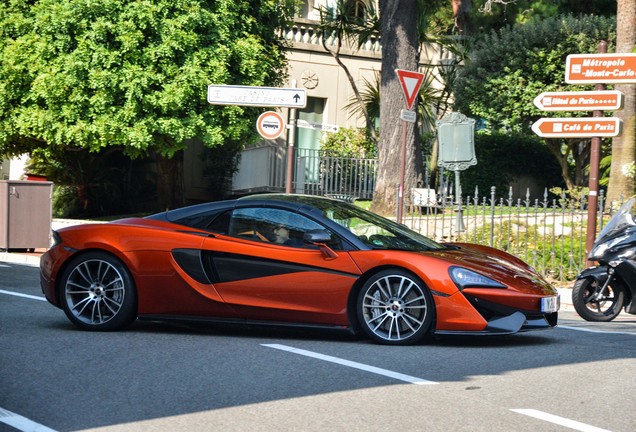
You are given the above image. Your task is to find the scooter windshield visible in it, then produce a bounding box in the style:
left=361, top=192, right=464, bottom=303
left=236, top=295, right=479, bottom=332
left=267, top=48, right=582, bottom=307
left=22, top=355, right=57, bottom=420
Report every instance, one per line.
left=595, top=197, right=636, bottom=244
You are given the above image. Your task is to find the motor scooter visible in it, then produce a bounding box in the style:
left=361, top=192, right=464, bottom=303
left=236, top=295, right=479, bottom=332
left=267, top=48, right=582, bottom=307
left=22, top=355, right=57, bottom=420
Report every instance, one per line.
left=572, top=197, right=636, bottom=321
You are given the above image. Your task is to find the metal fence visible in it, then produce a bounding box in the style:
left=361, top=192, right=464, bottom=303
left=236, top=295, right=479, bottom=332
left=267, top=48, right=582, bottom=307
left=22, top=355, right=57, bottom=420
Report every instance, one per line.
left=295, top=149, right=376, bottom=199
left=233, top=147, right=377, bottom=198
left=403, top=186, right=620, bottom=284
left=233, top=147, right=624, bottom=284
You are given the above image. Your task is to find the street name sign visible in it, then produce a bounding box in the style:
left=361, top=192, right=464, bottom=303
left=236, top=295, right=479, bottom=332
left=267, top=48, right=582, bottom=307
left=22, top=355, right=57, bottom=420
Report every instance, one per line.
left=532, top=117, right=622, bottom=138
left=296, top=119, right=339, bottom=133
left=208, top=85, right=307, bottom=108
left=565, top=53, right=636, bottom=84
left=256, top=111, right=286, bottom=140
left=533, top=90, right=624, bottom=111
left=396, top=69, right=425, bottom=110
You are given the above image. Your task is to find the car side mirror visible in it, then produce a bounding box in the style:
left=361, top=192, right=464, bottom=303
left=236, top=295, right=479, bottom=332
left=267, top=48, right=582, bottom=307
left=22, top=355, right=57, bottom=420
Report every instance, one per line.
left=303, top=230, right=338, bottom=259
left=303, top=230, right=331, bottom=244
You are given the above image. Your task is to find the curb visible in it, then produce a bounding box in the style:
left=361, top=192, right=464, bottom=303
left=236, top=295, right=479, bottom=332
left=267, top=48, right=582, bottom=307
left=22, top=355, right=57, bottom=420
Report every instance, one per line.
left=0, top=251, right=42, bottom=267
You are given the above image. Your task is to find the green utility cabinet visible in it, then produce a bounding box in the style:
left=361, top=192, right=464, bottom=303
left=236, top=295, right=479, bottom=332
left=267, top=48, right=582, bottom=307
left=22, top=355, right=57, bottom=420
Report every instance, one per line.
left=0, top=180, right=53, bottom=251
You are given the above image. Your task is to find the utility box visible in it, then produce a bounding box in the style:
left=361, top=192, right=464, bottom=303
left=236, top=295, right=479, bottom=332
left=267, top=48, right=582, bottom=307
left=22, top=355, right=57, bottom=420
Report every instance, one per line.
left=0, top=180, right=53, bottom=251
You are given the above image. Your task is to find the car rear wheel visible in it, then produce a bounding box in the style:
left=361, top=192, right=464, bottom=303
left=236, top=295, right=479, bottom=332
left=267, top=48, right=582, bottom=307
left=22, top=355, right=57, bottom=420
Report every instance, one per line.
left=357, top=269, right=434, bottom=345
left=59, top=252, right=137, bottom=331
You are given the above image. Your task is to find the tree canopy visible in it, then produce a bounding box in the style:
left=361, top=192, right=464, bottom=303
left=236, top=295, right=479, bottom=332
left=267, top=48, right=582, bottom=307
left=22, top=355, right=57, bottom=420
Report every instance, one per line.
left=454, top=14, right=616, bottom=189
left=0, top=0, right=295, bottom=159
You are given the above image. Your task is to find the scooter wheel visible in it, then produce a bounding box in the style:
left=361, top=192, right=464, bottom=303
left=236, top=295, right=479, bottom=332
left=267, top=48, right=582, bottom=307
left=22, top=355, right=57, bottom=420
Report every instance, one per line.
left=572, top=277, right=624, bottom=322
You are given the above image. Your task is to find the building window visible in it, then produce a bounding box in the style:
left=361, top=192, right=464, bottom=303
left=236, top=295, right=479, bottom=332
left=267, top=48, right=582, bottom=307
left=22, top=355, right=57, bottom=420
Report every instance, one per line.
left=349, top=1, right=368, bottom=20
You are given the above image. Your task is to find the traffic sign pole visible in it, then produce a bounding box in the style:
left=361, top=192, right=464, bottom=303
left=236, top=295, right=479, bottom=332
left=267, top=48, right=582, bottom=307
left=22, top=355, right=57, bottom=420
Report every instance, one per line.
left=395, top=69, right=425, bottom=224
left=285, top=81, right=299, bottom=194
left=585, top=41, right=608, bottom=265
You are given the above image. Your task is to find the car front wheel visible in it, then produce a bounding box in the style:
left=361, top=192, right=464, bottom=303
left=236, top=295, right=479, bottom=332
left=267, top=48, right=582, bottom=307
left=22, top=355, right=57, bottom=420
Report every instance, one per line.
left=59, top=252, right=137, bottom=331
left=357, top=269, right=434, bottom=345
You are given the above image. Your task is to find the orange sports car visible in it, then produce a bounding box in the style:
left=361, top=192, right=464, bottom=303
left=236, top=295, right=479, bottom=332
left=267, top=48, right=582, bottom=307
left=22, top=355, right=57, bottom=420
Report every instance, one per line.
left=40, top=194, right=559, bottom=345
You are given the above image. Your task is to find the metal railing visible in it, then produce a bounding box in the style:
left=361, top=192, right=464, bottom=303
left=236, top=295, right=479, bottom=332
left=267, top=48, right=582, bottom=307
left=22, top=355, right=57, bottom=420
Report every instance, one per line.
left=233, top=146, right=376, bottom=199
left=404, top=187, right=620, bottom=284
left=232, top=148, right=625, bottom=283
left=296, top=149, right=376, bottom=199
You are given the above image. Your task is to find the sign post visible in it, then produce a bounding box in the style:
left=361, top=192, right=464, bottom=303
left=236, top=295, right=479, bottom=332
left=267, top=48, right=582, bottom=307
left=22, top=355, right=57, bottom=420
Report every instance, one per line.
left=395, top=69, right=425, bottom=223
left=532, top=41, right=635, bottom=263
left=207, top=83, right=305, bottom=194
left=436, top=112, right=477, bottom=233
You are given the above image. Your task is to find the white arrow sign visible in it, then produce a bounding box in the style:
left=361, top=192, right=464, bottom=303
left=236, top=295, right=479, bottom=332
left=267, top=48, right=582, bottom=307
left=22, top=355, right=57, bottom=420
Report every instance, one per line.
left=296, top=119, right=339, bottom=132
left=533, top=90, right=624, bottom=111
left=208, top=85, right=307, bottom=108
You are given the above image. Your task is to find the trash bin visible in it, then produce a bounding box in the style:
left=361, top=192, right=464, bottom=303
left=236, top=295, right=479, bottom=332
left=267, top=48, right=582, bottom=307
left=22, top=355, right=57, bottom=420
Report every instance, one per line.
left=0, top=180, right=53, bottom=251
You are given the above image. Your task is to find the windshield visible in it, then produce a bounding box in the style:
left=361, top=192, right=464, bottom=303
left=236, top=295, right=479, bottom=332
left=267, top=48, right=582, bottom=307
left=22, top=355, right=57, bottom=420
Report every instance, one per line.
left=595, top=197, right=636, bottom=245
left=254, top=195, right=445, bottom=252
left=318, top=202, right=447, bottom=251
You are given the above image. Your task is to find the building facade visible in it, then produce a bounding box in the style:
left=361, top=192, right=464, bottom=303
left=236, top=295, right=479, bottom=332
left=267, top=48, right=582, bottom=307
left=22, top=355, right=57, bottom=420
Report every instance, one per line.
left=188, top=0, right=453, bottom=201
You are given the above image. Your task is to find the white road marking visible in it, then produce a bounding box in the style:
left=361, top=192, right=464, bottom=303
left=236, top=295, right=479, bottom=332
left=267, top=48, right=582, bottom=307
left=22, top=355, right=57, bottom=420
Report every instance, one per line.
left=511, top=409, right=612, bottom=432
left=560, top=325, right=636, bottom=336
left=0, top=407, right=58, bottom=432
left=0, top=289, right=47, bottom=301
left=262, top=343, right=438, bottom=385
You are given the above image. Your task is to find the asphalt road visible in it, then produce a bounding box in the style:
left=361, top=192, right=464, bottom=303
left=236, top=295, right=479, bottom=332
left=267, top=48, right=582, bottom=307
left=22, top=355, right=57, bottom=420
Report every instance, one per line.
left=1, top=261, right=635, bottom=432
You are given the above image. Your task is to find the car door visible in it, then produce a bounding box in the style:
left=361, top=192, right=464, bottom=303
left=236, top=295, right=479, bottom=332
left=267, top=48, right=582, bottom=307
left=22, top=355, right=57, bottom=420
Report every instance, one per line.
left=201, top=206, right=361, bottom=326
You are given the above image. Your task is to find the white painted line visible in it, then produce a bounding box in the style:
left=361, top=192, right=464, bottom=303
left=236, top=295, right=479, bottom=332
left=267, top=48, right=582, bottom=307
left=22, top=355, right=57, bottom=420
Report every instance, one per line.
left=511, top=409, right=612, bottom=432
left=560, top=325, right=636, bottom=336
left=0, top=289, right=47, bottom=301
left=0, top=407, right=58, bottom=432
left=262, top=343, right=437, bottom=385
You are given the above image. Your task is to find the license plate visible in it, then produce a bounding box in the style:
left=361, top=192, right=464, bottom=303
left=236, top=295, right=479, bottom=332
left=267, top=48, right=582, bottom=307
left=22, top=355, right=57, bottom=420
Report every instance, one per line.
left=541, top=295, right=560, bottom=313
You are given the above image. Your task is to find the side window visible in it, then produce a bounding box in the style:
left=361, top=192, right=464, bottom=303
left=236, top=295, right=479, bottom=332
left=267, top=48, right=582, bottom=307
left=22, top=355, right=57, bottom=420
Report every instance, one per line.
left=206, top=210, right=232, bottom=234
left=228, top=207, right=342, bottom=250
left=173, top=209, right=229, bottom=233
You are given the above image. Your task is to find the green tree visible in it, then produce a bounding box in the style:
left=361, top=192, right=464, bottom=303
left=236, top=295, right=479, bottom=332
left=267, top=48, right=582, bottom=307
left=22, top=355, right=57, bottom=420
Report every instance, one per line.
left=454, top=14, right=616, bottom=189
left=0, top=0, right=295, bottom=209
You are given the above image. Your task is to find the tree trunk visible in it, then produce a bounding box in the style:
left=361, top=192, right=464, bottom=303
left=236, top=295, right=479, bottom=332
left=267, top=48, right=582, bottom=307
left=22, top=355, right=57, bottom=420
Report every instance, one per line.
left=451, top=0, right=471, bottom=35
left=607, top=0, right=636, bottom=205
left=155, top=151, right=184, bottom=211
left=373, top=0, right=423, bottom=216
left=546, top=139, right=576, bottom=190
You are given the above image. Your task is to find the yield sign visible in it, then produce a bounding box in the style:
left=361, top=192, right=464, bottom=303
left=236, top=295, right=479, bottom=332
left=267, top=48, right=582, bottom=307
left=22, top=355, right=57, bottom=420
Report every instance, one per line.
left=396, top=69, right=425, bottom=110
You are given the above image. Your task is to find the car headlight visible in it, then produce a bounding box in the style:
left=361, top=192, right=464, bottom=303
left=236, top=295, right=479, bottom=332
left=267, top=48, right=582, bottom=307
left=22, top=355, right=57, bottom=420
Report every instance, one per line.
left=49, top=230, right=62, bottom=249
left=449, top=266, right=506, bottom=290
